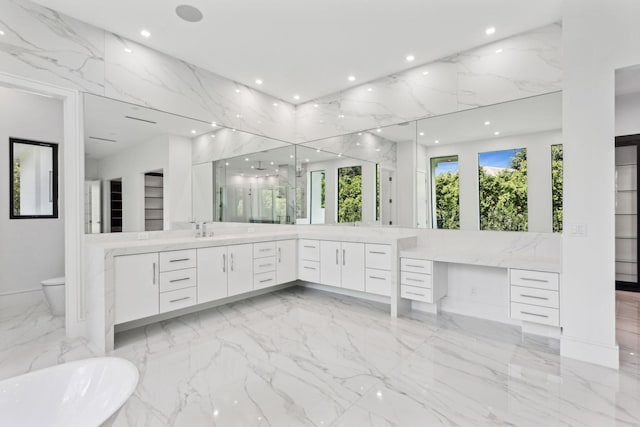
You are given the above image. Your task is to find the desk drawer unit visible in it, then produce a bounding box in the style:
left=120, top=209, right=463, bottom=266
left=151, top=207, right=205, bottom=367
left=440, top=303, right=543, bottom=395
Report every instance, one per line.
left=400, top=271, right=432, bottom=289
left=159, top=249, right=197, bottom=272
left=510, top=302, right=559, bottom=327
left=400, top=258, right=433, bottom=274
left=511, top=285, right=559, bottom=309
left=509, top=268, right=560, bottom=326
left=510, top=269, right=559, bottom=291
left=400, top=284, right=433, bottom=303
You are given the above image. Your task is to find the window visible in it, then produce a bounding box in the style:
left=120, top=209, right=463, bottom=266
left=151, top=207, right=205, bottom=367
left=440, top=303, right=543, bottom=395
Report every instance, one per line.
left=431, top=156, right=460, bottom=229
left=338, top=166, right=362, bottom=223
left=552, top=144, right=563, bottom=233
left=478, top=148, right=528, bottom=231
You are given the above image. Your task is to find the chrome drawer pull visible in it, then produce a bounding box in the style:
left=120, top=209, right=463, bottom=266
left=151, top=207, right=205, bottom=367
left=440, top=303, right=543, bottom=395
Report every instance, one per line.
left=259, top=248, right=271, bottom=252
left=169, top=277, right=190, bottom=283
left=304, top=266, right=316, bottom=270
left=405, top=291, right=425, bottom=297
left=520, top=294, right=549, bottom=300
left=169, top=258, right=190, bottom=263
left=259, top=263, right=273, bottom=268
left=259, top=278, right=273, bottom=283
left=169, top=296, right=191, bottom=303
left=520, top=277, right=549, bottom=283
left=304, top=245, right=316, bottom=248
left=406, top=264, right=424, bottom=268
left=369, top=276, right=386, bottom=280
left=406, top=277, right=424, bottom=282
left=369, top=251, right=386, bottom=255
left=520, top=311, right=549, bottom=318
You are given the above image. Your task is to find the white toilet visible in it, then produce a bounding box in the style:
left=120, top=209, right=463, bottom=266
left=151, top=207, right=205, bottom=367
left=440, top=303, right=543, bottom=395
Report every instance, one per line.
left=41, top=277, right=65, bottom=316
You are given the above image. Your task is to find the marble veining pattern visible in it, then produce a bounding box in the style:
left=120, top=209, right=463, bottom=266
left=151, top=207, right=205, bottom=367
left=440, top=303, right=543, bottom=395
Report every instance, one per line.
left=3, top=287, right=640, bottom=426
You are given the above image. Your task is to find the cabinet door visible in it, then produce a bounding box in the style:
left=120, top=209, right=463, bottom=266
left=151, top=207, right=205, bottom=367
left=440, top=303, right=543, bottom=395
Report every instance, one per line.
left=341, top=242, right=365, bottom=291
left=228, top=244, right=254, bottom=296
left=320, top=240, right=341, bottom=287
left=114, top=253, right=159, bottom=324
left=197, top=246, right=228, bottom=303
left=276, top=240, right=297, bottom=284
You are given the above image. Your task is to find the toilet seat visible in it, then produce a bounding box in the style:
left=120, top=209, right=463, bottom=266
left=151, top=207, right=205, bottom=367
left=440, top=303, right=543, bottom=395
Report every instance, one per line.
left=41, top=277, right=65, bottom=286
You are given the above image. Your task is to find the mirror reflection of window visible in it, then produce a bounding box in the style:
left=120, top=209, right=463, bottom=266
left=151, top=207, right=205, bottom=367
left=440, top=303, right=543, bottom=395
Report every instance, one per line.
left=10, top=139, right=58, bottom=219
left=478, top=148, right=528, bottom=231
left=431, top=155, right=460, bottom=230
left=337, top=166, right=362, bottom=223
left=552, top=144, right=563, bottom=233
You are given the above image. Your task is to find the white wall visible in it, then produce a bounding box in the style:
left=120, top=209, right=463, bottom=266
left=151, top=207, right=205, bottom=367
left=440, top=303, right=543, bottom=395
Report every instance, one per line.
left=616, top=92, right=640, bottom=136
left=423, top=130, right=562, bottom=233
left=560, top=0, right=640, bottom=369
left=396, top=141, right=417, bottom=227
left=0, top=86, right=64, bottom=294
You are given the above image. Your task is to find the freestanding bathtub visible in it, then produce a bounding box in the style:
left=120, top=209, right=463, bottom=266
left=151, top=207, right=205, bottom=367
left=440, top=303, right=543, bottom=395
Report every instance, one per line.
left=0, top=357, right=138, bottom=427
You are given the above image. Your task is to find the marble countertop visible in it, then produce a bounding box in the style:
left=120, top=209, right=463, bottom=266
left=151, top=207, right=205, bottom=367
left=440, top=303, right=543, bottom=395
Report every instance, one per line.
left=400, top=247, right=561, bottom=273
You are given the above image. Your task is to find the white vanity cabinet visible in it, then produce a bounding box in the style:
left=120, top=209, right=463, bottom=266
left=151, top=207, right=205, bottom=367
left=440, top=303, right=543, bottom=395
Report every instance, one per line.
left=114, top=252, right=159, bottom=324
left=276, top=240, right=297, bottom=284
left=299, top=239, right=321, bottom=282
left=228, top=244, right=254, bottom=296
left=509, top=269, right=560, bottom=326
left=319, top=241, right=365, bottom=291
left=197, top=246, right=228, bottom=303
left=365, top=244, right=392, bottom=296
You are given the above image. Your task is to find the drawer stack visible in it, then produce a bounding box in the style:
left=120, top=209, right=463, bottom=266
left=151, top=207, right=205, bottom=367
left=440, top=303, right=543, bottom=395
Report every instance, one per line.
left=159, top=249, right=197, bottom=313
left=365, top=244, right=392, bottom=296
left=399, top=258, right=434, bottom=303
left=254, top=242, right=277, bottom=290
left=298, top=239, right=320, bottom=282
left=509, top=269, right=560, bottom=326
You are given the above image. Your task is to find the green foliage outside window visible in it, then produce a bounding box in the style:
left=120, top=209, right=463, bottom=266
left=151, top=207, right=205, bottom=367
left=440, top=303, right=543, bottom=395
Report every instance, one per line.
left=338, top=166, right=362, bottom=223
left=551, top=145, right=563, bottom=233
left=479, top=149, right=528, bottom=231
left=13, top=160, right=20, bottom=216
left=434, top=170, right=460, bottom=229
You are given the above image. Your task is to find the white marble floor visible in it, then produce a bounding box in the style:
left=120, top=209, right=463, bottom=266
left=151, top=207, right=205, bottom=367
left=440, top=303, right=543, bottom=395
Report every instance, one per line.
left=3, top=287, right=640, bottom=426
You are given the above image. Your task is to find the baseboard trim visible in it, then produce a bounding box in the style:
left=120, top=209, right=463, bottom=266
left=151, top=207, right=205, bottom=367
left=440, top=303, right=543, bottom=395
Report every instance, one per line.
left=0, top=287, right=41, bottom=297
left=561, top=335, right=619, bottom=369
left=299, top=282, right=391, bottom=305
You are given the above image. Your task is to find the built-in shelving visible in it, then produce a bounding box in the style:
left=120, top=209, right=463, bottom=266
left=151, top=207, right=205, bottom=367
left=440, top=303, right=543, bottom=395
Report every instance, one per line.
left=145, top=172, right=164, bottom=231
left=110, top=179, right=122, bottom=233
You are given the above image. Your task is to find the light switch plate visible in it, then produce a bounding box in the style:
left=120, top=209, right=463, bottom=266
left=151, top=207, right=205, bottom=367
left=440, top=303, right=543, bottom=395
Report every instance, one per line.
left=569, top=223, right=587, bottom=236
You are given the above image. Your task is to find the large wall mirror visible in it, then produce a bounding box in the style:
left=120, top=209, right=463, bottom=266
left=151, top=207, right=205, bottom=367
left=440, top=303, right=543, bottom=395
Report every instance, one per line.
left=416, top=91, right=563, bottom=233
left=10, top=138, right=58, bottom=219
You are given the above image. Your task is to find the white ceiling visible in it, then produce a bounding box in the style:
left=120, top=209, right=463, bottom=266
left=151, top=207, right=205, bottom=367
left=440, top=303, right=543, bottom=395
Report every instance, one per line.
left=33, top=0, right=561, bottom=104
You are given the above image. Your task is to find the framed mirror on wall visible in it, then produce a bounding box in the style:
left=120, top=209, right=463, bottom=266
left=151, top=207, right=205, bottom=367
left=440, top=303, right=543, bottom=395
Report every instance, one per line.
left=9, top=138, right=58, bottom=219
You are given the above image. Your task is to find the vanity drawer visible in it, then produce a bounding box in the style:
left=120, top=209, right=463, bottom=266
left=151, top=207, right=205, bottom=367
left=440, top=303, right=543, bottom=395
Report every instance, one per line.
left=254, top=241, right=276, bottom=258
left=511, top=285, right=559, bottom=309
left=400, top=258, right=433, bottom=274
left=510, top=269, right=559, bottom=291
left=299, top=259, right=320, bottom=282
left=299, top=240, right=320, bottom=261
left=365, top=268, right=391, bottom=296
left=254, top=256, right=276, bottom=274
left=159, top=268, right=197, bottom=292
left=159, top=249, right=197, bottom=272
left=401, top=285, right=433, bottom=303
left=510, top=302, right=559, bottom=326
left=254, top=271, right=277, bottom=290
left=400, top=271, right=432, bottom=289
left=159, top=287, right=197, bottom=313
left=365, top=244, right=392, bottom=270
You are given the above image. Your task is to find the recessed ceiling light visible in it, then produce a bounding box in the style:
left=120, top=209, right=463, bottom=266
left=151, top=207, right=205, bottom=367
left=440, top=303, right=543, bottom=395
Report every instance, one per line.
left=419, top=132, right=424, bottom=136
left=494, top=131, right=501, bottom=136
left=305, top=158, right=309, bottom=162
left=485, top=26, right=496, bottom=35
left=376, top=128, right=382, bottom=133
left=235, top=89, right=240, bottom=94
left=422, top=71, right=429, bottom=76
left=313, top=104, right=319, bottom=108
left=123, top=47, right=132, bottom=54
left=356, top=142, right=360, bottom=146
left=255, top=78, right=263, bottom=85
left=251, top=165, right=254, bottom=169
left=348, top=75, right=356, bottom=82
left=0, top=30, right=5, bottom=36
left=211, top=122, right=217, bottom=127
left=484, top=121, right=491, bottom=126
left=273, top=102, right=279, bottom=107
left=275, top=169, right=279, bottom=172
left=406, top=54, right=415, bottom=62
left=290, top=154, right=294, bottom=158
left=232, top=128, right=236, bottom=132
left=495, top=48, right=503, bottom=54
left=270, top=161, right=274, bottom=165
left=367, top=87, right=373, bottom=92
left=236, top=114, right=242, bottom=118
left=191, top=130, right=196, bottom=134
left=225, top=162, right=229, bottom=166
left=376, top=148, right=381, bottom=152
left=358, top=133, right=362, bottom=136
left=210, top=134, right=216, bottom=138
left=435, top=140, right=440, bottom=144
left=316, top=149, right=321, bottom=152
left=293, top=94, right=300, bottom=100
left=338, top=114, right=345, bottom=118
left=176, top=5, right=203, bottom=23
left=245, top=158, right=249, bottom=161
left=338, top=153, right=342, bottom=157
left=140, top=29, right=151, bottom=38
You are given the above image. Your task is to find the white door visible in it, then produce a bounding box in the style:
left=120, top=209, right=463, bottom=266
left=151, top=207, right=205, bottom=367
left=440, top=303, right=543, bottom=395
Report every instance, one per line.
left=320, top=240, right=341, bottom=287
left=276, top=240, right=297, bottom=284
left=197, top=246, right=228, bottom=303
left=228, top=244, right=254, bottom=296
left=341, top=242, right=365, bottom=291
left=114, top=253, right=159, bottom=324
